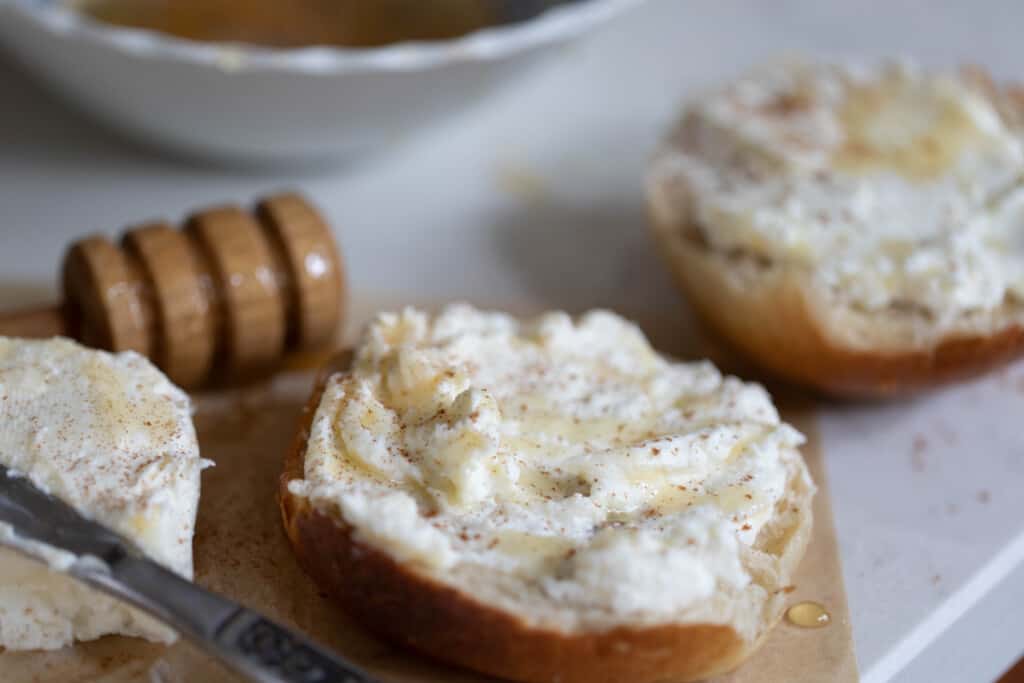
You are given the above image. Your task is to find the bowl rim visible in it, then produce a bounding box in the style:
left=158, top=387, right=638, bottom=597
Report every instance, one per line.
left=5, top=0, right=643, bottom=73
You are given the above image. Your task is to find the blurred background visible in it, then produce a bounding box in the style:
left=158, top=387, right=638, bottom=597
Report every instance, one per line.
left=2, top=1, right=1024, bottom=682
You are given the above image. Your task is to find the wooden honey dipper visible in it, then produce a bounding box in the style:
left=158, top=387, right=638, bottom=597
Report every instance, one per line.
left=0, top=192, right=345, bottom=388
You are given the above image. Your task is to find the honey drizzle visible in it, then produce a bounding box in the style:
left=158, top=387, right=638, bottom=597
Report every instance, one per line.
left=785, top=601, right=831, bottom=628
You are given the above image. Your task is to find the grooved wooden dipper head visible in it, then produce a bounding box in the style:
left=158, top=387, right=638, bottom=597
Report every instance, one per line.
left=55, top=192, right=345, bottom=387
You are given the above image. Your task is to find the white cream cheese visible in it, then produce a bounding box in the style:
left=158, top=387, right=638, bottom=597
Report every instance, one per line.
left=0, top=337, right=206, bottom=650
left=652, top=59, right=1024, bottom=322
left=289, top=306, right=810, bottom=619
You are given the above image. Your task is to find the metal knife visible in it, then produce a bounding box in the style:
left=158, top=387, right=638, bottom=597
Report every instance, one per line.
left=0, top=463, right=376, bottom=683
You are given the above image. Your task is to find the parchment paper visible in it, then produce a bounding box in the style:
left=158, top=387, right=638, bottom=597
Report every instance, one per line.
left=0, top=301, right=857, bottom=683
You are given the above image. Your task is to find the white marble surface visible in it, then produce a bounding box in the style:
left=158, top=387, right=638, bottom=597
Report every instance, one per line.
left=2, top=1, right=1024, bottom=681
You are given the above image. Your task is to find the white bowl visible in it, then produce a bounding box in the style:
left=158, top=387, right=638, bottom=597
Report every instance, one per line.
left=0, top=0, right=640, bottom=165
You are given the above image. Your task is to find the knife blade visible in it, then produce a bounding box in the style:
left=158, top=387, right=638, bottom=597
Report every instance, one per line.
left=0, top=463, right=376, bottom=683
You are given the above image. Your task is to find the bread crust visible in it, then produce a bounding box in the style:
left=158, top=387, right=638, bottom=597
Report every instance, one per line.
left=280, top=354, right=808, bottom=683
left=650, top=223, right=1024, bottom=398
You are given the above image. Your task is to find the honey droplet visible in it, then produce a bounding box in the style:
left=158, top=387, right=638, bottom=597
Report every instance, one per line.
left=786, top=601, right=831, bottom=628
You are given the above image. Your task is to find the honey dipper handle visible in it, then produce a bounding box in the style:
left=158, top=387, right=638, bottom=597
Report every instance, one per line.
left=0, top=304, right=67, bottom=339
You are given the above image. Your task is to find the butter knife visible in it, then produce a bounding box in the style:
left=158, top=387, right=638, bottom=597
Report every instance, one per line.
left=0, top=463, right=375, bottom=683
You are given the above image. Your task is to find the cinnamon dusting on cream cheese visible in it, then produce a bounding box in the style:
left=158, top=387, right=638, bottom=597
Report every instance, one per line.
left=288, top=306, right=812, bottom=624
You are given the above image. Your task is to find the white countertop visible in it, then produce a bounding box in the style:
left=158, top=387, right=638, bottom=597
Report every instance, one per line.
left=2, top=2, right=1024, bottom=681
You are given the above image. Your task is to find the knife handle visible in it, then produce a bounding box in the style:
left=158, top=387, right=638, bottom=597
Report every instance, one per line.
left=214, top=610, right=370, bottom=683
left=75, top=553, right=375, bottom=683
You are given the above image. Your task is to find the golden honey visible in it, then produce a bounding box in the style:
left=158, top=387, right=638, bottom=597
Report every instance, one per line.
left=786, top=601, right=831, bottom=628
left=72, top=0, right=495, bottom=49
left=833, top=73, right=983, bottom=180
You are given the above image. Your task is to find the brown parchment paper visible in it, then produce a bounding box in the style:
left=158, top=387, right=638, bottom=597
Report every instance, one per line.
left=0, top=300, right=857, bottom=683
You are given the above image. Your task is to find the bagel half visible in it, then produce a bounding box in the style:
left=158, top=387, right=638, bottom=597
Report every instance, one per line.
left=280, top=307, right=814, bottom=683
left=647, top=60, right=1024, bottom=397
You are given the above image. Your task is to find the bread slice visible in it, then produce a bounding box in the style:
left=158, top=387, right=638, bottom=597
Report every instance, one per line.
left=280, top=307, right=814, bottom=683
left=0, top=337, right=205, bottom=650
left=647, top=60, right=1024, bottom=397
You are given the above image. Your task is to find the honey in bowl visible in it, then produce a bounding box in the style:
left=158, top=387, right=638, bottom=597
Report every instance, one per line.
left=70, top=0, right=501, bottom=48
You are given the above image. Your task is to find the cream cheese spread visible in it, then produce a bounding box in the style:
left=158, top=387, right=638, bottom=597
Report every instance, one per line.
left=652, top=59, right=1024, bottom=322
left=0, top=337, right=206, bottom=650
left=289, top=306, right=810, bottom=620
